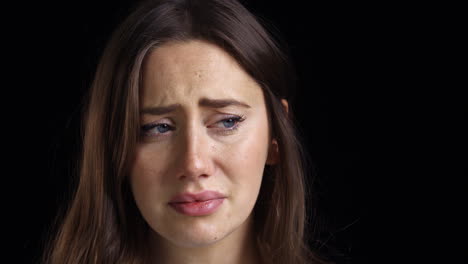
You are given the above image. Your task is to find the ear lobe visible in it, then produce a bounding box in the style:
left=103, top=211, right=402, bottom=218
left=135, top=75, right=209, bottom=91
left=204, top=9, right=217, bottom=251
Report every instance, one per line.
left=266, top=139, right=279, bottom=165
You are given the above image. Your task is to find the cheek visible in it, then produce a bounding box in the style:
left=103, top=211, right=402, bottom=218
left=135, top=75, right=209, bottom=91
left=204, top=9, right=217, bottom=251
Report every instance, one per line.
left=129, top=146, right=168, bottom=209
left=219, top=118, right=270, bottom=202
left=131, top=148, right=159, bottom=186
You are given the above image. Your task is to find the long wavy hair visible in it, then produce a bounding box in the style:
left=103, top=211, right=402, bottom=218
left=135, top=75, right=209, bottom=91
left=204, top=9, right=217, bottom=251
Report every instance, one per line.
left=43, top=0, right=326, bottom=263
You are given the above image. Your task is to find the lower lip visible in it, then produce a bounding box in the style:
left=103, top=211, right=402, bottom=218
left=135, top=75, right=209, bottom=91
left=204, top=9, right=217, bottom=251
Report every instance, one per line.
left=169, top=198, right=225, bottom=216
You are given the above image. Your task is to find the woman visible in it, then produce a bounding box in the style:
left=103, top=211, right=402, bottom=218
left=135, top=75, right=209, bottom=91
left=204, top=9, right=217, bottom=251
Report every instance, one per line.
left=44, top=0, right=327, bottom=263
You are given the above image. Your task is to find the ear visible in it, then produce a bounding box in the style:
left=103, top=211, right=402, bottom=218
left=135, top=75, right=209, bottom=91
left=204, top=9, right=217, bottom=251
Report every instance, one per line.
left=266, top=99, right=289, bottom=165
left=281, top=99, right=289, bottom=114
left=266, top=139, right=279, bottom=165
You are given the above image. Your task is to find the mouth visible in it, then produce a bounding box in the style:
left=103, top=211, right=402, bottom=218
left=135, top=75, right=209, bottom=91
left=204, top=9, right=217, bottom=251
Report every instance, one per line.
left=168, top=191, right=226, bottom=216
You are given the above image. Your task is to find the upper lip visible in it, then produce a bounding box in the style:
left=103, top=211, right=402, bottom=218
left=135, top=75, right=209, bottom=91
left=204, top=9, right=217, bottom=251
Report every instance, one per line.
left=169, top=191, right=226, bottom=203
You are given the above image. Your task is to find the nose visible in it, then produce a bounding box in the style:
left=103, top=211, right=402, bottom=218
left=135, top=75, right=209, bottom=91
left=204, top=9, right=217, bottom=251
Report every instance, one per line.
left=176, top=124, right=214, bottom=181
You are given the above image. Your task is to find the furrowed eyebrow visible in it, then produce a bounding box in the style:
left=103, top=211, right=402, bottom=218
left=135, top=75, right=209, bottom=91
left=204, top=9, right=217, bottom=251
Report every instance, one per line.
left=199, top=98, right=251, bottom=109
left=140, top=98, right=251, bottom=115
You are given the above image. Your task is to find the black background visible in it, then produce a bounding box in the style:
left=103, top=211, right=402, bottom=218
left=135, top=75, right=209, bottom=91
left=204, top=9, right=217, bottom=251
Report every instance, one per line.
left=9, top=1, right=464, bottom=263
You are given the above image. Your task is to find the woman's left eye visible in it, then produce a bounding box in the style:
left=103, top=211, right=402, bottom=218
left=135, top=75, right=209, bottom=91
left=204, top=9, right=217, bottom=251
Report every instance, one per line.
left=221, top=118, right=239, bottom=128
left=213, top=116, right=246, bottom=131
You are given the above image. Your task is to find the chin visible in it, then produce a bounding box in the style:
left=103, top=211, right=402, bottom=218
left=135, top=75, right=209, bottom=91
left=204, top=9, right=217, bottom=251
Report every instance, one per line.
left=166, top=227, right=227, bottom=248
left=155, top=219, right=232, bottom=248
left=173, top=235, right=223, bottom=248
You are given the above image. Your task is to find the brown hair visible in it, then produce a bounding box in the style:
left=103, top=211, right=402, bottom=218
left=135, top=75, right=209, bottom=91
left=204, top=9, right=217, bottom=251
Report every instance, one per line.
left=43, top=0, right=326, bottom=263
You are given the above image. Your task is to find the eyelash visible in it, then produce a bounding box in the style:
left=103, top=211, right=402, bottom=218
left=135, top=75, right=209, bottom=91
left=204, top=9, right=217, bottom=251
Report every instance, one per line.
left=140, top=115, right=246, bottom=138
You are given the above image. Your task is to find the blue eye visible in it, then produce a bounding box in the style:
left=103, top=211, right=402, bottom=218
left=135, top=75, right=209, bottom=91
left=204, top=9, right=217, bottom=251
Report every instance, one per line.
left=214, top=116, right=246, bottom=133
left=140, top=115, right=246, bottom=139
left=155, top=124, right=172, bottom=133
left=141, top=123, right=174, bottom=135
left=221, top=118, right=237, bottom=128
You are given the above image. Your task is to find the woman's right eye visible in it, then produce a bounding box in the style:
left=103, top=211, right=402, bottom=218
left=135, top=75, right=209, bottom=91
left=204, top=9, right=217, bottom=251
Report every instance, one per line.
left=141, top=123, right=175, bottom=137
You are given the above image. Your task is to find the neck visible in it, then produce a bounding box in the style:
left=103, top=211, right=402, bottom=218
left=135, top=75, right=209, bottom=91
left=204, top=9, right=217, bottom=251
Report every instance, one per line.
left=150, top=215, right=261, bottom=264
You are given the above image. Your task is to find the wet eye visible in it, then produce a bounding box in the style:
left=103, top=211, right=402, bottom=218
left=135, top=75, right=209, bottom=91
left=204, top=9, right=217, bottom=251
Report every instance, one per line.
left=154, top=124, right=172, bottom=133
left=141, top=123, right=174, bottom=136
left=213, top=115, right=245, bottom=132
left=221, top=118, right=238, bottom=128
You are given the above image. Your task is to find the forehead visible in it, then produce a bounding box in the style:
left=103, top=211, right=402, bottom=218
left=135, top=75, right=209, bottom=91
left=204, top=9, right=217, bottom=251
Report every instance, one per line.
left=140, top=40, right=263, bottom=108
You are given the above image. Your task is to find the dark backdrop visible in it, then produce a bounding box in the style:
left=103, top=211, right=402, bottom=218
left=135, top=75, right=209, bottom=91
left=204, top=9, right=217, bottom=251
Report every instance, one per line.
left=11, top=1, right=464, bottom=263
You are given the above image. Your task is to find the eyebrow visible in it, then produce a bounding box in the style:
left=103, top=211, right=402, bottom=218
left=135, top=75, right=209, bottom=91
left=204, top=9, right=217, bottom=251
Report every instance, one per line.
left=140, top=98, right=251, bottom=115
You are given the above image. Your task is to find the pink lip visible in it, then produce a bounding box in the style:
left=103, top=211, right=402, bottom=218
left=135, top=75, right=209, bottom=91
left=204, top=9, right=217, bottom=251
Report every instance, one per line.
left=168, top=191, right=226, bottom=216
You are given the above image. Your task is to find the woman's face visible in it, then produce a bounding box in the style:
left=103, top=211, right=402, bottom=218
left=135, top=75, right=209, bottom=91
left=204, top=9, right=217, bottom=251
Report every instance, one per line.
left=130, top=40, right=274, bottom=248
